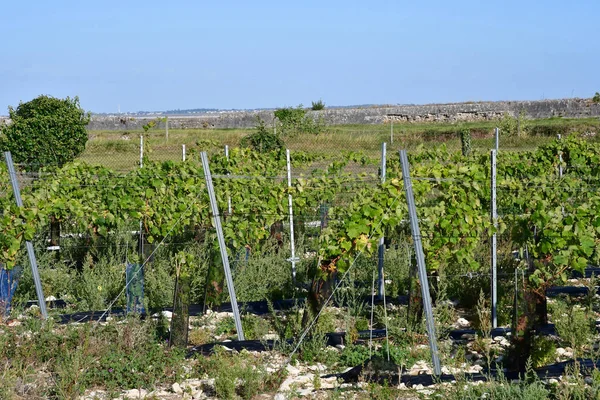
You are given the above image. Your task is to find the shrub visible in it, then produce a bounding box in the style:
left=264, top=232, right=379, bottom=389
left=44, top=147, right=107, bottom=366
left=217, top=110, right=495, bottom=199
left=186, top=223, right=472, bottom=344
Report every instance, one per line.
left=459, top=127, right=472, bottom=156
left=498, top=111, right=530, bottom=137
left=274, top=105, right=325, bottom=136
left=0, top=95, right=90, bottom=168
left=593, top=92, right=600, bottom=103
left=311, top=99, right=325, bottom=110
left=240, top=117, right=284, bottom=153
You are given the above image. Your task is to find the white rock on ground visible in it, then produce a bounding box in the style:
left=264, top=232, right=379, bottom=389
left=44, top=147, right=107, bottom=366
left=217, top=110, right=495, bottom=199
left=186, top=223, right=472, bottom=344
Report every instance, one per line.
left=172, top=382, right=183, bottom=394
left=455, top=317, right=470, bottom=328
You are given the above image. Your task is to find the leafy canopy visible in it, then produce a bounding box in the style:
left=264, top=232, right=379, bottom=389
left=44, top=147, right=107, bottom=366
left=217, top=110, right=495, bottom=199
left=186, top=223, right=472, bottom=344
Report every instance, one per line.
left=0, top=95, right=90, bottom=168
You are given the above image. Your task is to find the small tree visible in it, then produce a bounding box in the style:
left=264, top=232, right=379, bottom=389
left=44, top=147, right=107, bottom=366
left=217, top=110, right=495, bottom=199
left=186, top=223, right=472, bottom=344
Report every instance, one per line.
left=593, top=92, right=600, bottom=103
left=240, top=117, right=284, bottom=153
left=0, top=95, right=90, bottom=168
left=311, top=99, right=325, bottom=110
left=274, top=105, right=325, bottom=136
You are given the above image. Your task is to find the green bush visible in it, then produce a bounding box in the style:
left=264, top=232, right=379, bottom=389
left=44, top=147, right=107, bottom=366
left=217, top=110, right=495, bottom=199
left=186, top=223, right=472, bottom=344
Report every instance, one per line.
left=459, top=127, right=472, bottom=156
left=498, top=111, right=529, bottom=137
left=240, top=117, right=284, bottom=153
left=311, top=99, right=325, bottom=110
left=274, top=105, right=325, bottom=136
left=0, top=95, right=90, bottom=168
left=593, top=92, right=600, bottom=103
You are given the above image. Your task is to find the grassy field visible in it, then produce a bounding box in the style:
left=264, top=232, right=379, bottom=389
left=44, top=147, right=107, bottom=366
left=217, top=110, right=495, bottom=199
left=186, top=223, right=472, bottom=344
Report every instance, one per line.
left=80, top=117, right=600, bottom=171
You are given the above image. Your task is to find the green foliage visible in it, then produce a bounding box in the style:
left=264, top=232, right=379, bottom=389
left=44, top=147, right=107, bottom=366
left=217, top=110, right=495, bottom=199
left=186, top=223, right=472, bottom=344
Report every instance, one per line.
left=274, top=105, right=325, bottom=136
left=550, top=299, right=595, bottom=356
left=311, top=99, right=325, bottom=110
left=498, top=110, right=530, bottom=138
left=459, top=127, right=472, bottom=156
left=593, top=92, right=600, bottom=103
left=240, top=117, right=284, bottom=153
left=530, top=336, right=556, bottom=368
left=0, top=318, right=184, bottom=398
left=196, top=347, right=275, bottom=400
left=0, top=95, right=90, bottom=168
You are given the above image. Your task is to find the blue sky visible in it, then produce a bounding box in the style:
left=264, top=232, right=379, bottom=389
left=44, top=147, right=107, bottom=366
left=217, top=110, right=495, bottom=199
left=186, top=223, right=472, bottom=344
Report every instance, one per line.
left=1, top=0, right=599, bottom=113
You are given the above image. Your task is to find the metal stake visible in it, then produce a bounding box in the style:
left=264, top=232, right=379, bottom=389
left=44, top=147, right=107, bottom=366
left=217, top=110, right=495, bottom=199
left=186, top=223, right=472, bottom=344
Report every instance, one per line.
left=491, top=150, right=498, bottom=328
left=140, top=134, right=144, bottom=168
left=200, top=152, right=245, bottom=340
left=286, top=149, right=299, bottom=284
left=378, top=142, right=386, bottom=299
left=4, top=152, right=48, bottom=319
left=558, top=134, right=563, bottom=178
left=225, top=145, right=232, bottom=215
left=495, top=127, right=499, bottom=151
left=182, top=144, right=186, bottom=162
left=165, top=116, right=169, bottom=141
left=399, top=150, right=441, bottom=376
left=390, top=120, right=394, bottom=144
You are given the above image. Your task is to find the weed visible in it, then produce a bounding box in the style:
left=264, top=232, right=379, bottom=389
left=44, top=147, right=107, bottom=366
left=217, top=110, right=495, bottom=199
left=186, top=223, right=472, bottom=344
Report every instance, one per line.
left=215, top=316, right=236, bottom=336
left=241, top=313, right=270, bottom=340
left=551, top=298, right=595, bottom=357
left=530, top=336, right=556, bottom=368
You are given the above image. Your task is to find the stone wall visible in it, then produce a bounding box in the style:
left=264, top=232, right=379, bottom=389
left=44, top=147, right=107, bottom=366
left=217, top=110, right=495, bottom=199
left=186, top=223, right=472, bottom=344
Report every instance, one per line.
left=3, top=98, right=599, bottom=130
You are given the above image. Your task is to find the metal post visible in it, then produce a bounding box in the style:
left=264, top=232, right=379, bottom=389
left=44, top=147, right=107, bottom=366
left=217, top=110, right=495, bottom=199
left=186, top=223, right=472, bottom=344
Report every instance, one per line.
left=286, top=149, right=299, bottom=284
left=378, top=142, right=386, bottom=299
left=495, top=127, right=499, bottom=151
left=140, top=134, right=144, bottom=168
left=200, top=152, right=245, bottom=340
left=182, top=144, right=186, bottom=162
left=165, top=117, right=169, bottom=141
left=490, top=150, right=498, bottom=328
left=4, top=152, right=48, bottom=319
left=558, top=134, right=563, bottom=178
left=390, top=120, right=394, bottom=144
left=399, top=150, right=441, bottom=376
left=225, top=146, right=232, bottom=215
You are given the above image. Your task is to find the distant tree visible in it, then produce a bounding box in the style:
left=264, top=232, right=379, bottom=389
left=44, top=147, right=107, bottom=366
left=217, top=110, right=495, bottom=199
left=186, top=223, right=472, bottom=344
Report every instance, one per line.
left=274, top=105, right=325, bottom=136
left=311, top=99, right=325, bottom=110
left=593, top=92, right=600, bottom=104
left=241, top=117, right=284, bottom=153
left=0, top=95, right=90, bottom=168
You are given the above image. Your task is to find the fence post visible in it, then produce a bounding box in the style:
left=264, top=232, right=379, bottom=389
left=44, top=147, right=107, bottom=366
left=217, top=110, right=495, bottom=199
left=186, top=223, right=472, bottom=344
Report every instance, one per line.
left=378, top=142, right=386, bottom=299
left=558, top=134, right=563, bottom=178
left=399, top=150, right=441, bottom=376
left=495, top=127, right=499, bottom=151
left=182, top=144, right=186, bottom=162
left=139, top=134, right=144, bottom=168
left=390, top=120, right=394, bottom=144
left=225, top=145, right=232, bottom=215
left=491, top=149, right=498, bottom=328
left=4, top=152, right=48, bottom=319
left=286, top=149, right=299, bottom=284
left=165, top=116, right=169, bottom=141
left=200, top=152, right=245, bottom=340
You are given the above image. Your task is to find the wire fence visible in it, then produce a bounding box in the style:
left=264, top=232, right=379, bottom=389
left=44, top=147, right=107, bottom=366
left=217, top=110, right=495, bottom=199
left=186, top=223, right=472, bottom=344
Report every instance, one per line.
left=1, top=126, right=597, bottom=350
left=74, top=123, right=567, bottom=172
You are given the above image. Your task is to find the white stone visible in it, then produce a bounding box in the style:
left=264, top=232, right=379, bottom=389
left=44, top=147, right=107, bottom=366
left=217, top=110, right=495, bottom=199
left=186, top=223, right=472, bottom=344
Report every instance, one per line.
left=285, top=364, right=301, bottom=375
left=556, top=348, right=567, bottom=356
left=456, top=318, right=470, bottom=328
left=172, top=382, right=183, bottom=394
left=274, top=393, right=287, bottom=400
left=123, top=388, right=147, bottom=399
